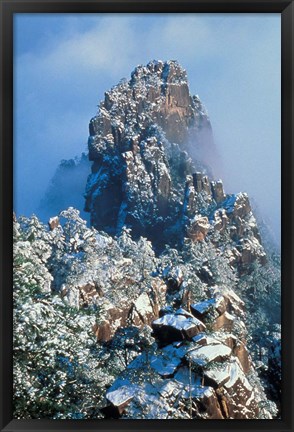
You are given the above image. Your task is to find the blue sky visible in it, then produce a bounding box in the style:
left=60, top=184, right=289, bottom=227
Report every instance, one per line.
left=14, top=13, right=281, bottom=245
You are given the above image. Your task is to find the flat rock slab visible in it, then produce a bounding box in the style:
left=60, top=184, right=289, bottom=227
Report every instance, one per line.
left=152, top=313, right=206, bottom=343
left=106, top=385, right=138, bottom=414
left=186, top=343, right=232, bottom=367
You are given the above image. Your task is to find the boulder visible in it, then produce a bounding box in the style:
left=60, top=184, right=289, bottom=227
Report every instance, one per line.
left=190, top=298, right=217, bottom=321
left=186, top=343, right=231, bottom=367
left=152, top=311, right=206, bottom=344
left=105, top=385, right=137, bottom=416
left=187, top=216, right=210, bottom=242
left=204, top=364, right=231, bottom=388
left=223, top=359, right=259, bottom=419
left=209, top=287, right=245, bottom=318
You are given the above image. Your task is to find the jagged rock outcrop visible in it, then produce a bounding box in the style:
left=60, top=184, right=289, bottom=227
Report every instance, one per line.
left=100, top=276, right=272, bottom=419
left=101, top=304, right=260, bottom=419
left=85, top=60, right=266, bottom=276
left=183, top=172, right=266, bottom=269
left=85, top=60, right=213, bottom=244
left=93, top=278, right=167, bottom=342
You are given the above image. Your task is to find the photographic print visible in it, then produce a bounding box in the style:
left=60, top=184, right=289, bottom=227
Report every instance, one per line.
left=12, top=12, right=282, bottom=421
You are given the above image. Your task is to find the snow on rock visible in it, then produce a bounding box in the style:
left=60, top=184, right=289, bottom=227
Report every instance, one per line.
left=152, top=311, right=206, bottom=344
left=204, top=363, right=231, bottom=388
left=101, top=304, right=261, bottom=420
left=133, top=292, right=154, bottom=321
left=221, top=359, right=259, bottom=419
left=85, top=60, right=213, bottom=247
left=186, top=215, right=210, bottom=242
left=149, top=342, right=190, bottom=377
left=106, top=385, right=137, bottom=407
left=213, top=311, right=235, bottom=332
left=224, top=358, right=252, bottom=391
left=104, top=383, right=139, bottom=416
left=186, top=343, right=232, bottom=367
left=190, top=298, right=216, bottom=321
left=191, top=298, right=216, bottom=315
left=192, top=333, right=222, bottom=347
left=150, top=354, right=181, bottom=377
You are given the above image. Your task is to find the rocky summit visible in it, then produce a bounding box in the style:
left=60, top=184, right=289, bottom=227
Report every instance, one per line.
left=84, top=60, right=266, bottom=266
left=84, top=60, right=214, bottom=245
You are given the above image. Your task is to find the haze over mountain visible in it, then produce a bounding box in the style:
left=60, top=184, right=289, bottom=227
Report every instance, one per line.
left=14, top=14, right=281, bottom=247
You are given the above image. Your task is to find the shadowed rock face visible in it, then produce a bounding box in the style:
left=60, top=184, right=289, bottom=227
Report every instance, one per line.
left=84, top=60, right=213, bottom=243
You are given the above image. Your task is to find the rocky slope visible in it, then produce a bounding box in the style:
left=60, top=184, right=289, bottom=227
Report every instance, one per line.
left=102, top=296, right=261, bottom=420
left=81, top=61, right=278, bottom=418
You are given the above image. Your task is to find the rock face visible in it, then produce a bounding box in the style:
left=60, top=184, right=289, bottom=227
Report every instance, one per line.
left=85, top=60, right=266, bottom=274
left=93, top=279, right=166, bottom=342
left=102, top=302, right=259, bottom=419
left=85, top=60, right=213, bottom=244
left=99, top=262, right=273, bottom=420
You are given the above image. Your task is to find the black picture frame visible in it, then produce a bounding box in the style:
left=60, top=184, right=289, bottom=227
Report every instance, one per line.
left=0, top=1, right=293, bottom=431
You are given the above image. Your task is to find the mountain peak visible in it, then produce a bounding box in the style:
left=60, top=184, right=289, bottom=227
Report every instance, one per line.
left=88, top=59, right=210, bottom=158
left=84, top=61, right=263, bottom=263
left=130, top=59, right=188, bottom=86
